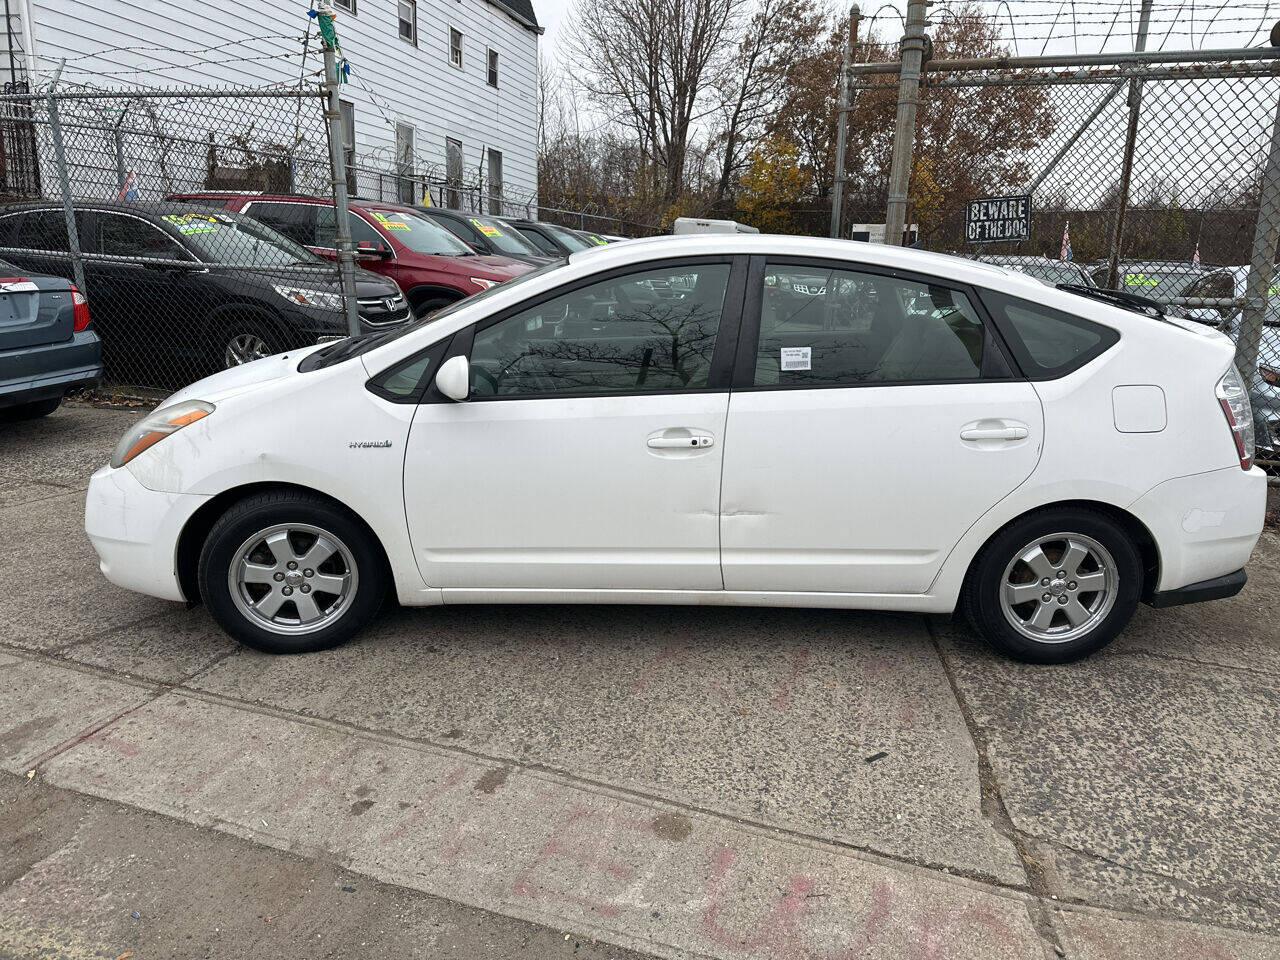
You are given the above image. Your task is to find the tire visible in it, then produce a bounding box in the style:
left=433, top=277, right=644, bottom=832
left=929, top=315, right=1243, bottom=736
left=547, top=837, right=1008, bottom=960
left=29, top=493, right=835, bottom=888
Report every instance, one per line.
left=0, top=395, right=61, bottom=422
left=409, top=291, right=458, bottom=320
left=198, top=490, right=387, bottom=654
left=217, top=317, right=290, bottom=369
left=962, top=507, right=1143, bottom=664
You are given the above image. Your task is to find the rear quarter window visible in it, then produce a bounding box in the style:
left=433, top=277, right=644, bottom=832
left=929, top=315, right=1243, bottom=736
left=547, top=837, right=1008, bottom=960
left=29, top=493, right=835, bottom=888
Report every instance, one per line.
left=981, top=290, right=1119, bottom=379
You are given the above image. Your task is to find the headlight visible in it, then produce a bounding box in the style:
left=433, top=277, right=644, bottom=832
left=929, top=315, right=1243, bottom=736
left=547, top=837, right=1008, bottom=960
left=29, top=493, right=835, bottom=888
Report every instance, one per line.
left=273, top=284, right=344, bottom=310
left=110, top=400, right=215, bottom=469
left=470, top=277, right=499, bottom=290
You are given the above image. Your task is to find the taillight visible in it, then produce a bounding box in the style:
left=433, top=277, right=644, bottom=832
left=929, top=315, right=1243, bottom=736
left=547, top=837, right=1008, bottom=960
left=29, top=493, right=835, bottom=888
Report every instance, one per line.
left=70, top=285, right=92, bottom=332
left=1216, top=365, right=1254, bottom=470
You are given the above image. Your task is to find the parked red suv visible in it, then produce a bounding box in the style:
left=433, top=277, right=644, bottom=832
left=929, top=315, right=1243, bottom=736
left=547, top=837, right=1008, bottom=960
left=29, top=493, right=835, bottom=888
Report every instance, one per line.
left=167, top=193, right=533, bottom=317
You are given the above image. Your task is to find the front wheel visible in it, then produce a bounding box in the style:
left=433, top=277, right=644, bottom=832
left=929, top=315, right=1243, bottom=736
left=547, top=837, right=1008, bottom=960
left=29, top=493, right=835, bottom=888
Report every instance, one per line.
left=198, top=491, right=387, bottom=654
left=218, top=318, right=288, bottom=369
left=963, top=508, right=1142, bottom=664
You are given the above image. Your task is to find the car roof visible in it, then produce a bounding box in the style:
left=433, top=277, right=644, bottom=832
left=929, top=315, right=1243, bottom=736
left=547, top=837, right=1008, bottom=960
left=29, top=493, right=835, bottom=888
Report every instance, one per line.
left=0, top=199, right=228, bottom=217
left=566, top=234, right=1019, bottom=283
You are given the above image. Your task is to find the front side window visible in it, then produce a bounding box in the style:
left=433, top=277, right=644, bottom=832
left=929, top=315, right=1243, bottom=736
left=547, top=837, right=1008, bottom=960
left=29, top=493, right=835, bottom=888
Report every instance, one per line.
left=243, top=202, right=318, bottom=246
left=315, top=207, right=384, bottom=248
left=469, top=263, right=731, bottom=397
left=515, top=226, right=559, bottom=256
left=97, top=214, right=186, bottom=260
left=983, top=290, right=1118, bottom=378
left=752, top=263, right=988, bottom=387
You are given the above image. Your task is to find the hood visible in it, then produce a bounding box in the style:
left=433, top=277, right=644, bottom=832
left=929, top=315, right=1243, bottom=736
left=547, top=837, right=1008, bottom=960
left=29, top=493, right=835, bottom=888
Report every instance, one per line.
left=353, top=271, right=403, bottom=296
left=461, top=253, right=536, bottom=281
left=164, top=342, right=326, bottom=407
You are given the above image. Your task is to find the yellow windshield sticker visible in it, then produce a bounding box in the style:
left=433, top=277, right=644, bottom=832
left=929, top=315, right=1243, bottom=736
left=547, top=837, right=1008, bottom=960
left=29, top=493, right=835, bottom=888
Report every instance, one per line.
left=469, top=218, right=502, bottom=237
left=1124, top=273, right=1158, bottom=287
left=370, top=211, right=410, bottom=230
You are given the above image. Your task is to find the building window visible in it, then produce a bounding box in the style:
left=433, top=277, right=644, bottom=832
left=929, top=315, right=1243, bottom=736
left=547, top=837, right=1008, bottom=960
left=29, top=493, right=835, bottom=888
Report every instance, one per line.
left=449, top=28, right=463, bottom=69
left=487, top=48, right=499, bottom=87
left=445, top=137, right=463, bottom=208
left=395, top=123, right=416, bottom=205
left=397, top=0, right=416, bottom=44
left=487, top=149, right=502, bottom=215
left=339, top=100, right=357, bottom=196
left=333, top=0, right=355, bottom=12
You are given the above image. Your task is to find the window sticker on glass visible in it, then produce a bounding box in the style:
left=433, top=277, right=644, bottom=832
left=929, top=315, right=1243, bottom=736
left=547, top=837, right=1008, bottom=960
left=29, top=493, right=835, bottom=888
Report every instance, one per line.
left=468, top=217, right=502, bottom=237
left=780, top=346, right=812, bottom=371
left=371, top=211, right=410, bottom=230
left=1124, top=273, right=1158, bottom=287
left=162, top=213, right=225, bottom=234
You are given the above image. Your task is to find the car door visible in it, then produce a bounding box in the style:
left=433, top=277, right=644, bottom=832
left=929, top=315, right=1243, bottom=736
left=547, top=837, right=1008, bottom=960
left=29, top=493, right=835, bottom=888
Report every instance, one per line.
left=403, top=256, right=745, bottom=591
left=719, top=256, right=1044, bottom=595
left=86, top=212, right=193, bottom=368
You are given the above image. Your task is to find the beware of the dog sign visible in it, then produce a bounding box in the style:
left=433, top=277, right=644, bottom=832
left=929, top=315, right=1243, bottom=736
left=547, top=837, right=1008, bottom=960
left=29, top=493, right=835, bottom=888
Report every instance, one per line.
left=965, top=195, right=1031, bottom=243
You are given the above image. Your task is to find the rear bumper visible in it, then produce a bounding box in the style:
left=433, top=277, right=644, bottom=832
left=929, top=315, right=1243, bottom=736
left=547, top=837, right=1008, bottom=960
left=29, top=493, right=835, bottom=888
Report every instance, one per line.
left=1148, top=569, right=1247, bottom=608
left=1128, top=465, right=1267, bottom=593
left=0, top=330, right=102, bottom=407
left=85, top=463, right=210, bottom=603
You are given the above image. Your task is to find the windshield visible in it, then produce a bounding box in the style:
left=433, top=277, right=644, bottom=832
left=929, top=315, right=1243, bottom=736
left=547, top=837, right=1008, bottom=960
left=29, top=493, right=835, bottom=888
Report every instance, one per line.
left=460, top=215, right=545, bottom=257
left=1092, top=263, right=1201, bottom=299
left=365, top=208, right=473, bottom=256
left=163, top=211, right=320, bottom=266
left=542, top=223, right=593, bottom=252
left=1014, top=262, right=1088, bottom=286
left=301, top=257, right=568, bottom=370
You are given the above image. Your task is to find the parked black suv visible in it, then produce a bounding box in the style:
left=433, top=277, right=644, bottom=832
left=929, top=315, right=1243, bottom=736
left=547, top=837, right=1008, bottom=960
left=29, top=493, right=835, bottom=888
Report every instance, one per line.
left=0, top=202, right=410, bottom=386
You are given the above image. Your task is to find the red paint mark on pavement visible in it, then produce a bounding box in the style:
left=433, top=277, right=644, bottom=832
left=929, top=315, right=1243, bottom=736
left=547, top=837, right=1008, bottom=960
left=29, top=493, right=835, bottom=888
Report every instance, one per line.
left=512, top=806, right=651, bottom=919
left=631, top=643, right=689, bottom=693
left=770, top=648, right=810, bottom=711
left=21, top=702, right=147, bottom=770
left=379, top=764, right=468, bottom=845
left=273, top=742, right=363, bottom=815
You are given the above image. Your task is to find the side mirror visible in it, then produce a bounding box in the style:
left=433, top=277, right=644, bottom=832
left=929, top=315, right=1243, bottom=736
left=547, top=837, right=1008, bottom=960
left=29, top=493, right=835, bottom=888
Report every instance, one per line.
left=435, top=355, right=470, bottom=401
left=356, top=240, right=392, bottom=261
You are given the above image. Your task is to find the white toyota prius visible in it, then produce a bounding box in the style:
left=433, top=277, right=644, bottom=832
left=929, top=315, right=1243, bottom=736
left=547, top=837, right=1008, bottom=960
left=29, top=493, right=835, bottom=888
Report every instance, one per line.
left=85, top=235, right=1266, bottom=663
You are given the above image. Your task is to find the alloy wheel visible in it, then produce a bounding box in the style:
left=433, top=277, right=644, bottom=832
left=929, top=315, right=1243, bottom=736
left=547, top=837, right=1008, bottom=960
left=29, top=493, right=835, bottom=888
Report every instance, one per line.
left=227, top=523, right=358, bottom=635
left=999, top=532, right=1118, bottom=644
left=224, top=333, right=271, bottom=367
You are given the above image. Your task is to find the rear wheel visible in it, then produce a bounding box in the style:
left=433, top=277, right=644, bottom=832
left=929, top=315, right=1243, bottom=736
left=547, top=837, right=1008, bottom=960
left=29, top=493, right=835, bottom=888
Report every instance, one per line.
left=963, top=508, right=1142, bottom=663
left=199, top=491, right=386, bottom=654
left=0, top=396, right=61, bottom=422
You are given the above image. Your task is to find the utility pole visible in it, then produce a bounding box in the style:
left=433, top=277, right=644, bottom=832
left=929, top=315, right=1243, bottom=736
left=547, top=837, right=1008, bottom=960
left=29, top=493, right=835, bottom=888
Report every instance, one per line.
left=884, top=0, right=929, bottom=246
left=319, top=1, right=361, bottom=338
left=1104, top=0, right=1153, bottom=290
left=830, top=4, right=860, bottom=239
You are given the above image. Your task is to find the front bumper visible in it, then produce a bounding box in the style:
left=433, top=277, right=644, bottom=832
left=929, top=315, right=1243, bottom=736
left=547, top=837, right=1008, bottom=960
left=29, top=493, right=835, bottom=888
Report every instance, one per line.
left=1128, top=465, right=1267, bottom=594
left=85, top=464, right=211, bottom=603
left=0, top=330, right=102, bottom=407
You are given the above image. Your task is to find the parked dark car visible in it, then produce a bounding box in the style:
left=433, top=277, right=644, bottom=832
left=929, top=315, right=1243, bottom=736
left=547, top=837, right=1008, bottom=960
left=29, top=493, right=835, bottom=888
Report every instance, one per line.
left=414, top=208, right=556, bottom=266
left=975, top=255, right=1096, bottom=287
left=0, top=202, right=410, bottom=384
left=498, top=218, right=605, bottom=258
left=168, top=192, right=532, bottom=317
left=1088, top=259, right=1202, bottom=299
left=0, top=260, right=101, bottom=419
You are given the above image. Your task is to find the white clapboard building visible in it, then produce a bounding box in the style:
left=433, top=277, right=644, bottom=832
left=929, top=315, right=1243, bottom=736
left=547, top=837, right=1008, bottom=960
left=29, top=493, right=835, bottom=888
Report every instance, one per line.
left=0, top=0, right=541, bottom=210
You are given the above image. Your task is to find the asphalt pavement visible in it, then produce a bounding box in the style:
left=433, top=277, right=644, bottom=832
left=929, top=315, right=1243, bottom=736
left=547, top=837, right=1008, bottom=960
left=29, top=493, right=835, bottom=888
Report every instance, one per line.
left=2, top=399, right=1279, bottom=960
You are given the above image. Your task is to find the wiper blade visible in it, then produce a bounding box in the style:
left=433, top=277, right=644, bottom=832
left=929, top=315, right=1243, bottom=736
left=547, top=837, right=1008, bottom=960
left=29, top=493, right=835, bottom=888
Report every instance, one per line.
left=1055, top=283, right=1165, bottom=319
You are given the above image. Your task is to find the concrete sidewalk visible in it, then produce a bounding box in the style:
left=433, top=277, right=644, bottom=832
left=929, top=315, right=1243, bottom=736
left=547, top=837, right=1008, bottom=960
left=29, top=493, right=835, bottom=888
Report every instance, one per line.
left=2, top=400, right=1280, bottom=959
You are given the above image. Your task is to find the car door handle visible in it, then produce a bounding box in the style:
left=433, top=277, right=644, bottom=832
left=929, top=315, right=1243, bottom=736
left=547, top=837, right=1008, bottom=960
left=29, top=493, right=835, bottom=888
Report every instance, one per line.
left=648, top=436, right=714, bottom=449
left=960, top=425, right=1029, bottom=441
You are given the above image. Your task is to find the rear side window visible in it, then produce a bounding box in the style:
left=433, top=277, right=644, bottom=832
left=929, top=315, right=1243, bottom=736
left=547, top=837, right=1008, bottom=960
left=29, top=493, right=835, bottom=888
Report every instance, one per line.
left=982, top=290, right=1118, bottom=378
left=245, top=202, right=318, bottom=246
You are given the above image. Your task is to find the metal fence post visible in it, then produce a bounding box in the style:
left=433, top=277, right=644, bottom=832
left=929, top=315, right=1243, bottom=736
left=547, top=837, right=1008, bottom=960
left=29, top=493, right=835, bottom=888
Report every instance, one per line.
left=319, top=6, right=361, bottom=338
left=884, top=0, right=928, bottom=246
left=1104, top=0, right=1153, bottom=289
left=1236, top=95, right=1280, bottom=389
left=46, top=61, right=87, bottom=296
left=830, top=4, right=860, bottom=239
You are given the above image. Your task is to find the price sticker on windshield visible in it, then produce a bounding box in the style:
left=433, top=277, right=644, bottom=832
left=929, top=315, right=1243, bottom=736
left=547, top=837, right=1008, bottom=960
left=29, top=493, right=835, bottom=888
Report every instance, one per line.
left=469, top=218, right=502, bottom=237
left=371, top=211, right=410, bottom=230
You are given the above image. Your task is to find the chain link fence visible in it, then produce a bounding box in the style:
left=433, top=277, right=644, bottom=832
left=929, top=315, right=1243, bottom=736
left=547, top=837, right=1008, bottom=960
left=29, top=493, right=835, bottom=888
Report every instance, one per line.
left=848, top=48, right=1280, bottom=473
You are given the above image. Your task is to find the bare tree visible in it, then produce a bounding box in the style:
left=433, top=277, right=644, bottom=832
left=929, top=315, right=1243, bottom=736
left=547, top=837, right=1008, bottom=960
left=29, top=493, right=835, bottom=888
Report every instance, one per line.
left=568, top=0, right=741, bottom=205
